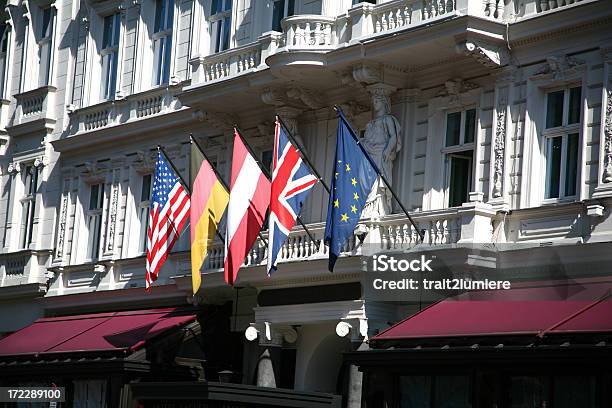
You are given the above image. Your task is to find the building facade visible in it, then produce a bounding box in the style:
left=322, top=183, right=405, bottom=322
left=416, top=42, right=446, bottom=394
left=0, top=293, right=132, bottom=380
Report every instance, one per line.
left=0, top=0, right=611, bottom=405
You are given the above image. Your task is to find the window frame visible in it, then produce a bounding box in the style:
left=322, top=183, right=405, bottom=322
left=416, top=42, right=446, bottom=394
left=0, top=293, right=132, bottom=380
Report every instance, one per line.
left=442, top=107, right=477, bottom=208
left=151, top=0, right=175, bottom=86
left=0, top=23, right=12, bottom=99
left=85, top=183, right=105, bottom=262
left=18, top=164, right=39, bottom=249
left=137, top=173, right=153, bottom=254
left=272, top=0, right=295, bottom=32
left=541, top=85, right=582, bottom=203
left=37, top=6, right=55, bottom=87
left=100, top=12, right=121, bottom=101
left=210, top=0, right=233, bottom=53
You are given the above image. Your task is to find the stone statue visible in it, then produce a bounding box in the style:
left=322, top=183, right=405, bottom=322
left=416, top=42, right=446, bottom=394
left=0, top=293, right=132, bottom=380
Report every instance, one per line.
left=361, top=86, right=401, bottom=218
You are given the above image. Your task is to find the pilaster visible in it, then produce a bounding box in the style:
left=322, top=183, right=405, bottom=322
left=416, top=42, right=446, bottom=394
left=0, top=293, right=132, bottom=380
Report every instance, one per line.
left=593, top=48, right=612, bottom=198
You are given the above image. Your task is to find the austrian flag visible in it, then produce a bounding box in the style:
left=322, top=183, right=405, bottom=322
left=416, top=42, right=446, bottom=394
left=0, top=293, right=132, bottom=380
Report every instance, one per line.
left=224, top=130, right=271, bottom=286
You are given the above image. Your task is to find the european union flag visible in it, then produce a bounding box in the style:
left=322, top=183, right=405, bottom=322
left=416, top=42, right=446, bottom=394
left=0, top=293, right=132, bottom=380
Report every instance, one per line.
left=324, top=113, right=378, bottom=271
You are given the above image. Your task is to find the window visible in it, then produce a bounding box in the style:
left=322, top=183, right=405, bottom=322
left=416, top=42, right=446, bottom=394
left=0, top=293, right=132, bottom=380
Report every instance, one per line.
left=543, top=86, right=581, bottom=200
left=272, top=0, right=294, bottom=32
left=138, top=174, right=152, bottom=253
left=443, top=108, right=476, bottom=207
left=509, top=375, right=597, bottom=408
left=353, top=0, right=376, bottom=4
left=399, top=375, right=471, bottom=407
left=101, top=13, right=120, bottom=100
left=86, top=183, right=105, bottom=261
left=0, top=24, right=10, bottom=98
left=210, top=0, right=232, bottom=53
left=38, top=7, right=54, bottom=86
left=153, top=0, right=174, bottom=85
left=19, top=165, right=38, bottom=249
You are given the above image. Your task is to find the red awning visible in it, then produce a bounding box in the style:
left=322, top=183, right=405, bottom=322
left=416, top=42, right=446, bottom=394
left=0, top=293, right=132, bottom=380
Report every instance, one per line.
left=0, top=308, right=196, bottom=357
left=372, top=280, right=612, bottom=342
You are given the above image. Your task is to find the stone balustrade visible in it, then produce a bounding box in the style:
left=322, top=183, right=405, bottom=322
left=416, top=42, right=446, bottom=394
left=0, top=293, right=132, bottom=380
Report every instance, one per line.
left=200, top=204, right=496, bottom=272
left=12, top=86, right=56, bottom=128
left=68, top=85, right=181, bottom=135
left=189, top=41, right=263, bottom=85
left=0, top=250, right=50, bottom=287
left=281, top=15, right=340, bottom=50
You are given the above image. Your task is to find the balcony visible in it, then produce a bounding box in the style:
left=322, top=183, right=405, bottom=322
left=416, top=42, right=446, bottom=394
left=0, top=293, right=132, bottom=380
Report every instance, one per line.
left=200, top=202, right=497, bottom=273
left=183, top=0, right=602, bottom=93
left=0, top=249, right=51, bottom=287
left=65, top=84, right=185, bottom=137
left=8, top=86, right=56, bottom=136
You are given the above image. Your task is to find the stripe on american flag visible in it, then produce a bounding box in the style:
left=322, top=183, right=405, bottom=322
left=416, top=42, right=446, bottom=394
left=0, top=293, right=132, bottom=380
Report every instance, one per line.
left=146, top=152, right=191, bottom=289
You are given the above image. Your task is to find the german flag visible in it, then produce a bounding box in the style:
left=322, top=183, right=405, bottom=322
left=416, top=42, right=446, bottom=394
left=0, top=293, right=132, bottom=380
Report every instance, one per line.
left=190, top=140, right=229, bottom=294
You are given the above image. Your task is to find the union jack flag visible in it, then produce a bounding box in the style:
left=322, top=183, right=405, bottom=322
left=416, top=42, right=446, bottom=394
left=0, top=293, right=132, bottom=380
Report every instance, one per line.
left=267, top=119, right=318, bottom=274
left=146, top=151, right=191, bottom=289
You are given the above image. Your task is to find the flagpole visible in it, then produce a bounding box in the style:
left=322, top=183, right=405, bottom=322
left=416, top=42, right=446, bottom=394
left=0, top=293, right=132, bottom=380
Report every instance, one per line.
left=158, top=145, right=191, bottom=195
left=188, top=135, right=226, bottom=243
left=276, top=115, right=331, bottom=195
left=233, top=125, right=320, bottom=250
left=332, top=106, right=425, bottom=243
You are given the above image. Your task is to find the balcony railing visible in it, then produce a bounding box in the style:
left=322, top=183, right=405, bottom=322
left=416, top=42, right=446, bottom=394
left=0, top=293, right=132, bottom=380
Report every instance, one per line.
left=0, top=250, right=50, bottom=286
left=68, top=85, right=181, bottom=135
left=281, top=15, right=342, bottom=50
left=187, top=0, right=596, bottom=88
left=11, top=86, right=56, bottom=130
left=201, top=204, right=495, bottom=271
left=190, top=41, right=264, bottom=85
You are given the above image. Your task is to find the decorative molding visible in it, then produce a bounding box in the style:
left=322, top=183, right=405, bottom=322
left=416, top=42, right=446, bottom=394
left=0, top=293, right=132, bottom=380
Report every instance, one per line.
left=436, top=79, right=480, bottom=107
left=456, top=39, right=508, bottom=68
left=33, top=156, right=46, bottom=168
left=192, top=109, right=237, bottom=131
left=533, top=55, right=586, bottom=81
left=492, top=109, right=506, bottom=198
left=352, top=63, right=383, bottom=85
left=286, top=86, right=324, bottom=110
left=133, top=150, right=156, bottom=174
left=55, top=194, right=69, bottom=261
left=260, top=88, right=288, bottom=107
left=106, top=183, right=120, bottom=252
left=603, top=89, right=612, bottom=183
left=7, top=161, right=20, bottom=174
left=82, top=161, right=106, bottom=184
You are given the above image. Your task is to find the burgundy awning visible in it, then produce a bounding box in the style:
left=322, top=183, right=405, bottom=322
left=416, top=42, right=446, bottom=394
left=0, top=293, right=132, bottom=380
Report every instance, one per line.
left=372, top=280, right=612, bottom=342
left=0, top=308, right=196, bottom=357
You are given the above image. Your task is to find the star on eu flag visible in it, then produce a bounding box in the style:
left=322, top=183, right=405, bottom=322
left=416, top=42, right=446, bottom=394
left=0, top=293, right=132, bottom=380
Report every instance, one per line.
left=324, top=112, right=378, bottom=272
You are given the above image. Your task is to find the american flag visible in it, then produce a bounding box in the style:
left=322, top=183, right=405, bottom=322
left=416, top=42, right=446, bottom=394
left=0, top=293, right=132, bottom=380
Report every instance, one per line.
left=146, top=151, right=191, bottom=289
left=267, top=119, right=318, bottom=274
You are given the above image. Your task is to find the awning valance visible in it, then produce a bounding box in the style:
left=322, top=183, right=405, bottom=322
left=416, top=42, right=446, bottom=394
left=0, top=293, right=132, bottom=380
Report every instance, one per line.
left=371, top=280, right=612, bottom=343
left=0, top=307, right=196, bottom=357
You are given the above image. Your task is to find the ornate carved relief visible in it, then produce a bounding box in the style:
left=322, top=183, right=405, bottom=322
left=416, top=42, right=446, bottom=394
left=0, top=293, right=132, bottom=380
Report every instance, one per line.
left=603, top=90, right=612, bottom=183
left=82, top=161, right=106, bottom=184
left=260, top=88, right=287, bottom=106
left=456, top=40, right=509, bottom=68
left=55, top=193, right=68, bottom=260
left=286, top=86, right=324, bottom=110
left=534, top=55, right=585, bottom=80
left=7, top=161, right=20, bottom=174
left=106, top=182, right=119, bottom=252
left=133, top=150, right=156, bottom=174
left=352, top=63, right=383, bottom=84
left=437, top=79, right=479, bottom=97
left=492, top=109, right=506, bottom=198
left=192, top=109, right=237, bottom=131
